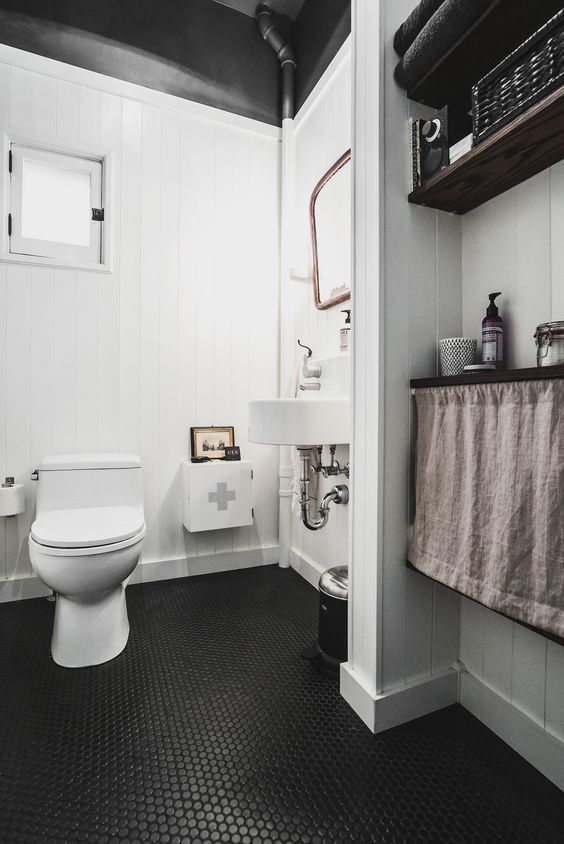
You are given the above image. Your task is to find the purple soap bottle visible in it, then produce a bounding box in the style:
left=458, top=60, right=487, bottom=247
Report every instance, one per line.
left=482, top=291, right=504, bottom=369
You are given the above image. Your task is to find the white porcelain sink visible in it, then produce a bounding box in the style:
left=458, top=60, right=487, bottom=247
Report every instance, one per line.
left=248, top=397, right=350, bottom=447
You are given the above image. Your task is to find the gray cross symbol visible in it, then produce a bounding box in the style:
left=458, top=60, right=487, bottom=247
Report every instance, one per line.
left=208, top=482, right=236, bottom=511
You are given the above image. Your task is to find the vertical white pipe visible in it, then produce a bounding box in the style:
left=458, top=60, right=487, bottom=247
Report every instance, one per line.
left=278, top=115, right=295, bottom=568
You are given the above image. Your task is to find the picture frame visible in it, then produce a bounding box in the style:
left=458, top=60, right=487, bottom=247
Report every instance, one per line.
left=190, top=426, right=235, bottom=460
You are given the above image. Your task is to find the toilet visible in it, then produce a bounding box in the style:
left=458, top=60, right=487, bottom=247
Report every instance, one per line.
left=29, top=454, right=146, bottom=668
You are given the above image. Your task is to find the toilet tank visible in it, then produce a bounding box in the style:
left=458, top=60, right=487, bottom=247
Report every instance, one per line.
left=36, top=454, right=143, bottom=516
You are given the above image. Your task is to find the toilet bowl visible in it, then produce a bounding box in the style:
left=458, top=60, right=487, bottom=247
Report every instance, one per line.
left=29, top=454, right=145, bottom=668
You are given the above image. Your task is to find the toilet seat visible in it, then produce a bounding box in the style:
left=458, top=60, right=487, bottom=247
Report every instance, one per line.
left=29, top=524, right=146, bottom=557
left=31, top=506, right=145, bottom=549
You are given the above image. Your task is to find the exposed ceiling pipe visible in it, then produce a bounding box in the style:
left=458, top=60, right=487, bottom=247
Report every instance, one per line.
left=256, top=2, right=296, bottom=121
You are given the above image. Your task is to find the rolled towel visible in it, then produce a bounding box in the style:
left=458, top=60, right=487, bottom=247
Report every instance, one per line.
left=393, top=0, right=447, bottom=57
left=394, top=0, right=491, bottom=91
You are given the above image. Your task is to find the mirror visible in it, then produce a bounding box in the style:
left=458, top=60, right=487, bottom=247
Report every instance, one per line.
left=310, top=150, right=351, bottom=310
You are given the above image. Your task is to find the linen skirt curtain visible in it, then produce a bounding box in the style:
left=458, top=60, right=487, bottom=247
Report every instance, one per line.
left=408, top=380, right=564, bottom=637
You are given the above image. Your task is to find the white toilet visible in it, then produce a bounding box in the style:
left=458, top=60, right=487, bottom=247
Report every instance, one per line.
left=29, top=453, right=146, bottom=668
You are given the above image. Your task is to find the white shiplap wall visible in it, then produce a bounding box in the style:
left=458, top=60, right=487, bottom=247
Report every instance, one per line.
left=284, top=40, right=351, bottom=581
left=0, top=47, right=281, bottom=597
left=461, top=166, right=564, bottom=746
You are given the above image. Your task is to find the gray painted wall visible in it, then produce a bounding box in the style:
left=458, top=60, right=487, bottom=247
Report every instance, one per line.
left=0, top=0, right=350, bottom=125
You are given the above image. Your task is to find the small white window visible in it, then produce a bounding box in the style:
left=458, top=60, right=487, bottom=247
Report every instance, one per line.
left=9, top=143, right=104, bottom=266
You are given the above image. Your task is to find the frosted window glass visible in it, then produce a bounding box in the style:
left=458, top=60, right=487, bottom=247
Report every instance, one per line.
left=21, top=159, right=91, bottom=246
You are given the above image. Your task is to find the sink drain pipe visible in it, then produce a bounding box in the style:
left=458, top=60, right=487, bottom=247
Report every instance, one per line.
left=298, top=448, right=349, bottom=531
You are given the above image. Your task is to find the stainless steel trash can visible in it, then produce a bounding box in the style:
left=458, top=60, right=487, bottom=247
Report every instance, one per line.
left=301, top=565, right=348, bottom=678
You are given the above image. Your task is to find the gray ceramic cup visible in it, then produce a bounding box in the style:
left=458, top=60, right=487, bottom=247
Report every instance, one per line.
left=439, top=337, right=477, bottom=376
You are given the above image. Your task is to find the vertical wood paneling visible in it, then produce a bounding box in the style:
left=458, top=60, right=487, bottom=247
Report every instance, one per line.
left=138, top=105, right=162, bottom=564
left=157, top=111, right=182, bottom=563
left=119, top=99, right=142, bottom=453
left=0, top=265, right=7, bottom=579
left=462, top=166, right=564, bottom=751
left=432, top=583, right=460, bottom=674
left=30, top=268, right=54, bottom=469
left=76, top=271, right=99, bottom=451
left=0, top=53, right=280, bottom=593
left=545, top=642, right=564, bottom=741
left=98, top=93, right=122, bottom=453
left=52, top=270, right=78, bottom=453
left=177, top=118, right=204, bottom=560
left=193, top=123, right=217, bottom=559
left=33, top=75, right=57, bottom=137
left=9, top=67, right=34, bottom=129
left=57, top=81, right=80, bottom=141
left=515, top=173, right=550, bottom=368
left=511, top=626, right=547, bottom=727
left=211, top=130, right=238, bottom=555
left=483, top=610, right=513, bottom=701
left=460, top=597, right=486, bottom=680
left=549, top=161, right=564, bottom=319
left=79, top=87, right=102, bottom=146
left=5, top=266, right=31, bottom=579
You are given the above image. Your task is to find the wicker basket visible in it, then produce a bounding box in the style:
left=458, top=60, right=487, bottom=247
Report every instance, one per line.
left=472, top=8, right=564, bottom=145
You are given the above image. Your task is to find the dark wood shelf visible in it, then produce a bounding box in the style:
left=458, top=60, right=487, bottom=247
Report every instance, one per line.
left=407, top=0, right=564, bottom=109
left=410, top=364, right=564, bottom=389
left=409, top=84, right=564, bottom=214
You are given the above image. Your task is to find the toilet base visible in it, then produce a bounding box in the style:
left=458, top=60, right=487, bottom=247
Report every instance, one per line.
left=51, top=584, right=130, bottom=668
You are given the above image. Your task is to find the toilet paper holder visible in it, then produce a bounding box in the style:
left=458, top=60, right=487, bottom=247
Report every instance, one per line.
left=0, top=476, right=25, bottom=517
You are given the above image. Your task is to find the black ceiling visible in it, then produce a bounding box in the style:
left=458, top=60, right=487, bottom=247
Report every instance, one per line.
left=0, top=0, right=351, bottom=126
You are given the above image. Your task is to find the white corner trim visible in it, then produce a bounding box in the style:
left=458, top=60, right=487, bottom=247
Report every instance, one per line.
left=0, top=44, right=281, bottom=141
left=340, top=662, right=459, bottom=733
left=290, top=548, right=325, bottom=590
left=460, top=671, right=564, bottom=792
left=293, top=35, right=352, bottom=129
left=340, top=662, right=379, bottom=730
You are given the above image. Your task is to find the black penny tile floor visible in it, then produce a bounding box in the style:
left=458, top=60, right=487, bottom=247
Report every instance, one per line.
left=0, top=565, right=563, bottom=844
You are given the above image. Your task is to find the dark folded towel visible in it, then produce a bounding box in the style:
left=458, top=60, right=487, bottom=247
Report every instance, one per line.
left=394, top=0, right=491, bottom=92
left=393, top=0, right=446, bottom=57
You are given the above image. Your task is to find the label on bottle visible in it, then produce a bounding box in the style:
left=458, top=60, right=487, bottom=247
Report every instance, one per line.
left=482, top=327, right=503, bottom=363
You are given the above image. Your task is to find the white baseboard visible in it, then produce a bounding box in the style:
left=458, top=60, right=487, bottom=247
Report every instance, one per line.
left=460, top=671, right=564, bottom=792
left=0, top=576, right=51, bottom=602
left=0, top=545, right=280, bottom=603
left=340, top=662, right=459, bottom=733
left=290, top=548, right=325, bottom=589
left=131, top=545, right=280, bottom=585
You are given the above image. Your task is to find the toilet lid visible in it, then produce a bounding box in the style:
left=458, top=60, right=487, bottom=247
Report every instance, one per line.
left=31, top=506, right=145, bottom=548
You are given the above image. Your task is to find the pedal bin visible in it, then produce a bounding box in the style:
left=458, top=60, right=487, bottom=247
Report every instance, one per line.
left=310, top=565, right=349, bottom=678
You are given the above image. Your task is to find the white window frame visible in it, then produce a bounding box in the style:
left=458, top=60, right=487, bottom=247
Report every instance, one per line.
left=1, top=132, right=112, bottom=273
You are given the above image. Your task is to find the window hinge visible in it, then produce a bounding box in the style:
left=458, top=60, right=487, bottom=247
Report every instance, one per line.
left=8, top=213, right=12, bottom=237
left=91, top=207, right=104, bottom=222
left=8, top=149, right=12, bottom=173
left=252, top=507, right=255, bottom=518
left=251, top=470, right=254, bottom=480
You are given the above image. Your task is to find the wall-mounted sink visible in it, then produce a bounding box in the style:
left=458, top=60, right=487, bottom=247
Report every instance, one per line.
left=249, top=397, right=350, bottom=447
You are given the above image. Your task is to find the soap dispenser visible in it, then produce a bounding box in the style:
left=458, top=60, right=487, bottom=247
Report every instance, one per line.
left=482, top=292, right=504, bottom=369
left=340, top=309, right=351, bottom=353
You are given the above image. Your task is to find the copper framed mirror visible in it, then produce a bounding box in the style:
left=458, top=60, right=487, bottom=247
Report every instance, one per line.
left=309, top=149, right=351, bottom=310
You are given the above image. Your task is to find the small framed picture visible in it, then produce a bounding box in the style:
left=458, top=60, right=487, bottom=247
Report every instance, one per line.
left=190, top=426, right=235, bottom=460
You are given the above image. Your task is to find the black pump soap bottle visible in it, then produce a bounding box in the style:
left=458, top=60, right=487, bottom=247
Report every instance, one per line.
left=482, top=292, right=504, bottom=369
